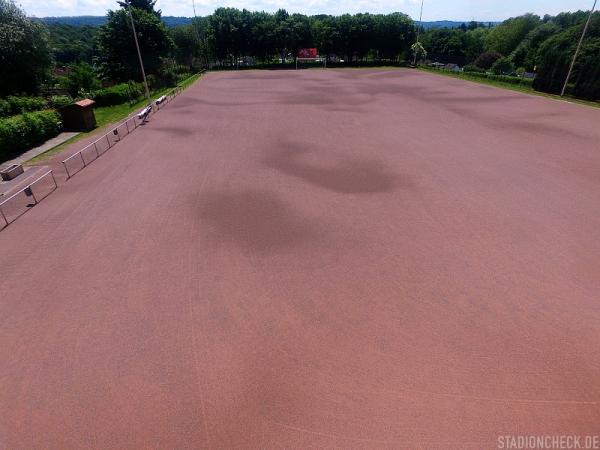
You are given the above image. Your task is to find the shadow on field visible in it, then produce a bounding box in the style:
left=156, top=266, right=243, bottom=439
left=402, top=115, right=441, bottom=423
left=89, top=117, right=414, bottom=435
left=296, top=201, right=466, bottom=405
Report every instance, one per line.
left=197, top=189, right=319, bottom=253
left=148, top=125, right=197, bottom=136
left=264, top=141, right=401, bottom=194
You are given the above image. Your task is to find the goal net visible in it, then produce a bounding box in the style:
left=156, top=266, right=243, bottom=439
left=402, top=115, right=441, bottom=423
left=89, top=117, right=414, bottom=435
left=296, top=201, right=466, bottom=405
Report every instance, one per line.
left=296, top=48, right=327, bottom=69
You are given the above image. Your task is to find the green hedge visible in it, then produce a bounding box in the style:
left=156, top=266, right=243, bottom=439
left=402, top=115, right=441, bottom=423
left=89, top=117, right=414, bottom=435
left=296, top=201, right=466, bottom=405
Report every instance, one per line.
left=51, top=95, right=73, bottom=108
left=422, top=66, right=535, bottom=88
left=0, top=96, right=48, bottom=118
left=0, top=110, right=62, bottom=161
left=92, top=82, right=144, bottom=107
left=460, top=71, right=534, bottom=87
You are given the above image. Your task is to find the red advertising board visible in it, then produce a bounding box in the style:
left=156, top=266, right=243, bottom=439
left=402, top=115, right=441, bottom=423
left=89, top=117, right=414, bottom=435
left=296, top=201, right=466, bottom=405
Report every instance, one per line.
left=298, top=48, right=318, bottom=58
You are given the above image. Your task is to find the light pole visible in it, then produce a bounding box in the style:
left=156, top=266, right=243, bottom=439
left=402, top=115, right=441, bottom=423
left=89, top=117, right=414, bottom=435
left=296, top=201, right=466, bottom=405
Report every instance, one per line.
left=412, top=0, right=425, bottom=65
left=561, top=0, right=597, bottom=96
left=126, top=1, right=151, bottom=103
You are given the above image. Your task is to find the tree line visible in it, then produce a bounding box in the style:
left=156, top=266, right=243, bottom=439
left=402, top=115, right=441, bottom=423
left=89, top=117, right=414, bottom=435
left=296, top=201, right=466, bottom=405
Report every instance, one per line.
left=1, top=0, right=599, bottom=100
left=419, top=11, right=600, bottom=99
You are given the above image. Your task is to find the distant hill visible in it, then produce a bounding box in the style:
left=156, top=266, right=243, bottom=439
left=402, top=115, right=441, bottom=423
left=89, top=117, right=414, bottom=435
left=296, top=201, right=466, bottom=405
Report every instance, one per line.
left=35, top=16, right=496, bottom=29
left=35, top=16, right=193, bottom=27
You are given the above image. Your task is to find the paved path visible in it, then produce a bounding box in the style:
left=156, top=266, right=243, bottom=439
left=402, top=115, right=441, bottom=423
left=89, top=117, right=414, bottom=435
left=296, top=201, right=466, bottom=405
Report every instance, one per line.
left=1, top=69, right=599, bottom=449
left=1, top=131, right=79, bottom=167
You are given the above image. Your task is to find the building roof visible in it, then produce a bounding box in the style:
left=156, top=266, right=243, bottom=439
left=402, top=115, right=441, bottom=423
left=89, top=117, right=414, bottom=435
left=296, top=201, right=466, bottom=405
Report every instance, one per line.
left=74, top=99, right=95, bottom=108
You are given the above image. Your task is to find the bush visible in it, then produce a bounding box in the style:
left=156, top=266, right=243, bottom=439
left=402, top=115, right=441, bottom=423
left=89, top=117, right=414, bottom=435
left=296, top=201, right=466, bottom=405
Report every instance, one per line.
left=474, top=51, right=502, bottom=70
left=491, top=57, right=516, bottom=75
left=461, top=71, right=534, bottom=87
left=92, top=82, right=144, bottom=106
left=51, top=95, right=72, bottom=108
left=463, top=64, right=485, bottom=73
left=62, top=62, right=101, bottom=97
left=0, top=110, right=62, bottom=160
left=0, top=96, right=48, bottom=117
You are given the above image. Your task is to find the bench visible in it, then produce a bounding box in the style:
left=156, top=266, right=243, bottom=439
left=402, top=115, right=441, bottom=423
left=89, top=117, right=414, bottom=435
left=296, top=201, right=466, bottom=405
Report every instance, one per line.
left=1, top=164, right=24, bottom=181
left=137, top=105, right=152, bottom=122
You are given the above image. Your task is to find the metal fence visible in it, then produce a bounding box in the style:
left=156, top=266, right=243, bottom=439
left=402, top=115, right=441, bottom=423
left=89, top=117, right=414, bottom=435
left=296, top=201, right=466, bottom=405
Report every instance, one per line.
left=62, top=84, right=184, bottom=179
left=0, top=83, right=187, bottom=232
left=0, top=170, right=58, bottom=229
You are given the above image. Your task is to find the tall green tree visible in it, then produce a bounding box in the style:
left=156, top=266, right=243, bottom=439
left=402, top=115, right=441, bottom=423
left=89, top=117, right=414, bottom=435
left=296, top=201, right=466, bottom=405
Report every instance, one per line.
left=485, top=13, right=541, bottom=56
left=96, top=5, right=174, bottom=81
left=62, top=61, right=101, bottom=96
left=534, top=12, right=600, bottom=99
left=0, top=0, right=52, bottom=95
left=117, top=0, right=159, bottom=14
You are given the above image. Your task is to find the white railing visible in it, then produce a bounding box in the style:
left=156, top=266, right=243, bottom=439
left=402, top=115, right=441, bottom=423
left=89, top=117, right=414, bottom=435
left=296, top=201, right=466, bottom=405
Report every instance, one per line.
left=0, top=170, right=57, bottom=228
left=61, top=85, right=184, bottom=179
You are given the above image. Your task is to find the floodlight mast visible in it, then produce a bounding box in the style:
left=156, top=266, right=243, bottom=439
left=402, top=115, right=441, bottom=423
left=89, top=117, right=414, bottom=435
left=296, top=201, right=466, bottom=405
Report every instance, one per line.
left=412, top=0, right=425, bottom=65
left=561, top=0, right=597, bottom=97
left=126, top=1, right=151, bottom=103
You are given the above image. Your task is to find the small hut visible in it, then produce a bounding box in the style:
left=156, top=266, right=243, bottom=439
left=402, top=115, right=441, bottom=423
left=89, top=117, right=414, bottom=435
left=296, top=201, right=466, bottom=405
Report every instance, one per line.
left=59, top=99, right=97, bottom=131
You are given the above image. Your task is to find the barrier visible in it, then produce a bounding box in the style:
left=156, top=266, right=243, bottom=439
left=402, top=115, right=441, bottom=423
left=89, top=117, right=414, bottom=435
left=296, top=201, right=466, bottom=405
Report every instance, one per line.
left=0, top=170, right=57, bottom=229
left=0, top=76, right=195, bottom=231
left=61, top=83, right=186, bottom=180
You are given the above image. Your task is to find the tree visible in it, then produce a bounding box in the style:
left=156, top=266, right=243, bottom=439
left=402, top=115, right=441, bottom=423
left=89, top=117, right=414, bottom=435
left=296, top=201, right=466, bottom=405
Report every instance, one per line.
left=533, top=12, right=600, bottom=99
left=491, top=56, right=515, bottom=74
left=171, top=25, right=197, bottom=68
left=411, top=42, right=427, bottom=62
left=207, top=7, right=243, bottom=64
left=0, top=0, right=52, bottom=95
left=510, top=21, right=559, bottom=70
left=62, top=62, right=101, bottom=97
left=464, top=27, right=490, bottom=62
left=117, top=0, right=159, bottom=14
left=474, top=51, right=502, bottom=69
left=485, top=14, right=541, bottom=56
left=48, top=24, right=97, bottom=64
left=96, top=6, right=174, bottom=81
left=421, top=28, right=467, bottom=65
left=372, top=13, right=415, bottom=61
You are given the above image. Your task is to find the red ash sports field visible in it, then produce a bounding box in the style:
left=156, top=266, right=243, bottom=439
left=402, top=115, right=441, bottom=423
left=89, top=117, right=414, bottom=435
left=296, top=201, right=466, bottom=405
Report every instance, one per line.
left=1, top=69, right=600, bottom=448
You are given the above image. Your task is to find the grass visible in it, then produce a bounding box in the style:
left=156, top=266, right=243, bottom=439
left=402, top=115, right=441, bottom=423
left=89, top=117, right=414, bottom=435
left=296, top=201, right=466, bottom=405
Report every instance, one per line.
left=417, top=66, right=600, bottom=109
left=27, top=72, right=203, bottom=165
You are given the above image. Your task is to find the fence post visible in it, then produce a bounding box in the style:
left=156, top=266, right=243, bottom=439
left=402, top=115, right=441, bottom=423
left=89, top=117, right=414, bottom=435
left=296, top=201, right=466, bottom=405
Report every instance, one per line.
left=50, top=170, right=57, bottom=189
left=63, top=161, right=70, bottom=179
left=106, top=134, right=111, bottom=149
left=29, top=187, right=38, bottom=205
left=126, top=120, right=130, bottom=134
left=80, top=152, right=86, bottom=167
left=0, top=205, right=8, bottom=227
left=94, top=142, right=99, bottom=157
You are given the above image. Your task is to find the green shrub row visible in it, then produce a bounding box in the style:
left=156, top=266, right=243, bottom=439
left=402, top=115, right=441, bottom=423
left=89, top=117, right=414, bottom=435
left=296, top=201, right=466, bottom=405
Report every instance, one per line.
left=0, top=96, right=48, bottom=118
left=465, top=72, right=534, bottom=87
left=51, top=95, right=73, bottom=109
left=426, top=67, right=535, bottom=88
left=0, top=110, right=62, bottom=160
left=463, top=64, right=486, bottom=74
left=92, top=82, right=145, bottom=107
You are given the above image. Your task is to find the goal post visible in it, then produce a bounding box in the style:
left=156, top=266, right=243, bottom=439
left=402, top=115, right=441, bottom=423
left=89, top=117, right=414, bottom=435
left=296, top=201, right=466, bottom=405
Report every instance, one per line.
left=295, top=57, right=327, bottom=69
left=296, top=48, right=327, bottom=69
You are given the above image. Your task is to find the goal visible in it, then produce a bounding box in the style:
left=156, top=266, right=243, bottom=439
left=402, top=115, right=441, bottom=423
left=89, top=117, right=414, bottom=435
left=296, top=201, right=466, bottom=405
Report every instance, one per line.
left=295, top=57, right=327, bottom=70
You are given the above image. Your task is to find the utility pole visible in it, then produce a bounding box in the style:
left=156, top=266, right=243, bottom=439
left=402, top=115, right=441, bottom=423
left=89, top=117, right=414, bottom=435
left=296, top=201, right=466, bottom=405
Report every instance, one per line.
left=561, top=0, right=597, bottom=97
left=126, top=1, right=151, bottom=103
left=412, top=0, right=425, bottom=66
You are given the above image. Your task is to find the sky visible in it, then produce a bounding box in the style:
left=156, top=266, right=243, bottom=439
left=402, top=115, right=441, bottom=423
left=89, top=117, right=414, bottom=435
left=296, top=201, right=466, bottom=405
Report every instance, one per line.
left=18, top=0, right=596, bottom=21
